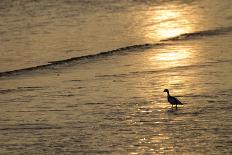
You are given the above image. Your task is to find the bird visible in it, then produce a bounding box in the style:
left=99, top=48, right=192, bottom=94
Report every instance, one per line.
left=163, top=89, right=183, bottom=109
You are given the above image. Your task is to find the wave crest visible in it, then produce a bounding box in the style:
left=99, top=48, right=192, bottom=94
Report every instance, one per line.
left=161, top=26, right=232, bottom=41
left=0, top=26, right=231, bottom=77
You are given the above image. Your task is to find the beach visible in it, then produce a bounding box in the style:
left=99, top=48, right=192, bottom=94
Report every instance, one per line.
left=0, top=0, right=232, bottom=154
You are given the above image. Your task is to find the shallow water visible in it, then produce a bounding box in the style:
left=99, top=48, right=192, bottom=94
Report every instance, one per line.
left=0, top=0, right=232, bottom=154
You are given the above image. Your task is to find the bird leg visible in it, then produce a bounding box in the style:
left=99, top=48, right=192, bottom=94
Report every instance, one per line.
left=175, top=104, right=177, bottom=109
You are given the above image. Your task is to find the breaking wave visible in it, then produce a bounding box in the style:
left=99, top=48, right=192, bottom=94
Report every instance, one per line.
left=0, top=26, right=231, bottom=77
left=161, top=26, right=232, bottom=41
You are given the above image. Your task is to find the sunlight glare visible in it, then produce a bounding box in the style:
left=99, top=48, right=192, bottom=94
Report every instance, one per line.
left=149, top=46, right=192, bottom=66
left=154, top=50, right=190, bottom=61
left=145, top=5, right=196, bottom=40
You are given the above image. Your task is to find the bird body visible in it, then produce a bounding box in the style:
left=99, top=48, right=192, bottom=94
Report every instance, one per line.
left=164, top=89, right=183, bottom=109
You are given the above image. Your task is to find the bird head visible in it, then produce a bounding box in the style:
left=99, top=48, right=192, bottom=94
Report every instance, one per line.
left=163, top=89, right=169, bottom=93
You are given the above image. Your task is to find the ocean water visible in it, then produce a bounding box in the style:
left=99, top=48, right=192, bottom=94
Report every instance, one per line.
left=0, top=0, right=232, bottom=154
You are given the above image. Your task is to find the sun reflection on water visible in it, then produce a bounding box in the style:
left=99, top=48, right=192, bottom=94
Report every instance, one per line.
left=154, top=50, right=190, bottom=61
left=145, top=5, right=197, bottom=40
left=133, top=45, right=201, bottom=153
left=149, top=46, right=195, bottom=96
left=129, top=3, right=206, bottom=154
left=149, top=45, right=194, bottom=68
left=155, top=9, right=192, bottom=38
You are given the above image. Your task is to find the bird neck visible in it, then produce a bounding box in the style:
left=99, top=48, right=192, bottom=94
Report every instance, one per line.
left=166, top=92, right=170, bottom=96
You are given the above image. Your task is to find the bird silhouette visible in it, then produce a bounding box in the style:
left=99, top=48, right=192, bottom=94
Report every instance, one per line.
left=163, top=89, right=183, bottom=109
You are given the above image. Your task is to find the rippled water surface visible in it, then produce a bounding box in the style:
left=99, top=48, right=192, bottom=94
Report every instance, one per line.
left=1, top=0, right=232, bottom=72
left=0, top=0, right=232, bottom=154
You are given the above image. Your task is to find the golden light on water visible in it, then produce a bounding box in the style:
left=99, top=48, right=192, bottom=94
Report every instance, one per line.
left=158, top=27, right=187, bottom=39
left=110, top=3, right=211, bottom=154
left=145, top=5, right=196, bottom=40
left=146, top=44, right=200, bottom=104
left=155, top=9, right=191, bottom=38
left=149, top=46, right=193, bottom=68
left=154, top=50, right=191, bottom=61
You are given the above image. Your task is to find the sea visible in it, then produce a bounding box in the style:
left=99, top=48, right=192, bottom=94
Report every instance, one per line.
left=0, top=0, right=232, bottom=154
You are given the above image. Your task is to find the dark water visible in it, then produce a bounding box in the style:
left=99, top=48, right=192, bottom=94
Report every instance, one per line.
left=0, top=0, right=232, bottom=154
